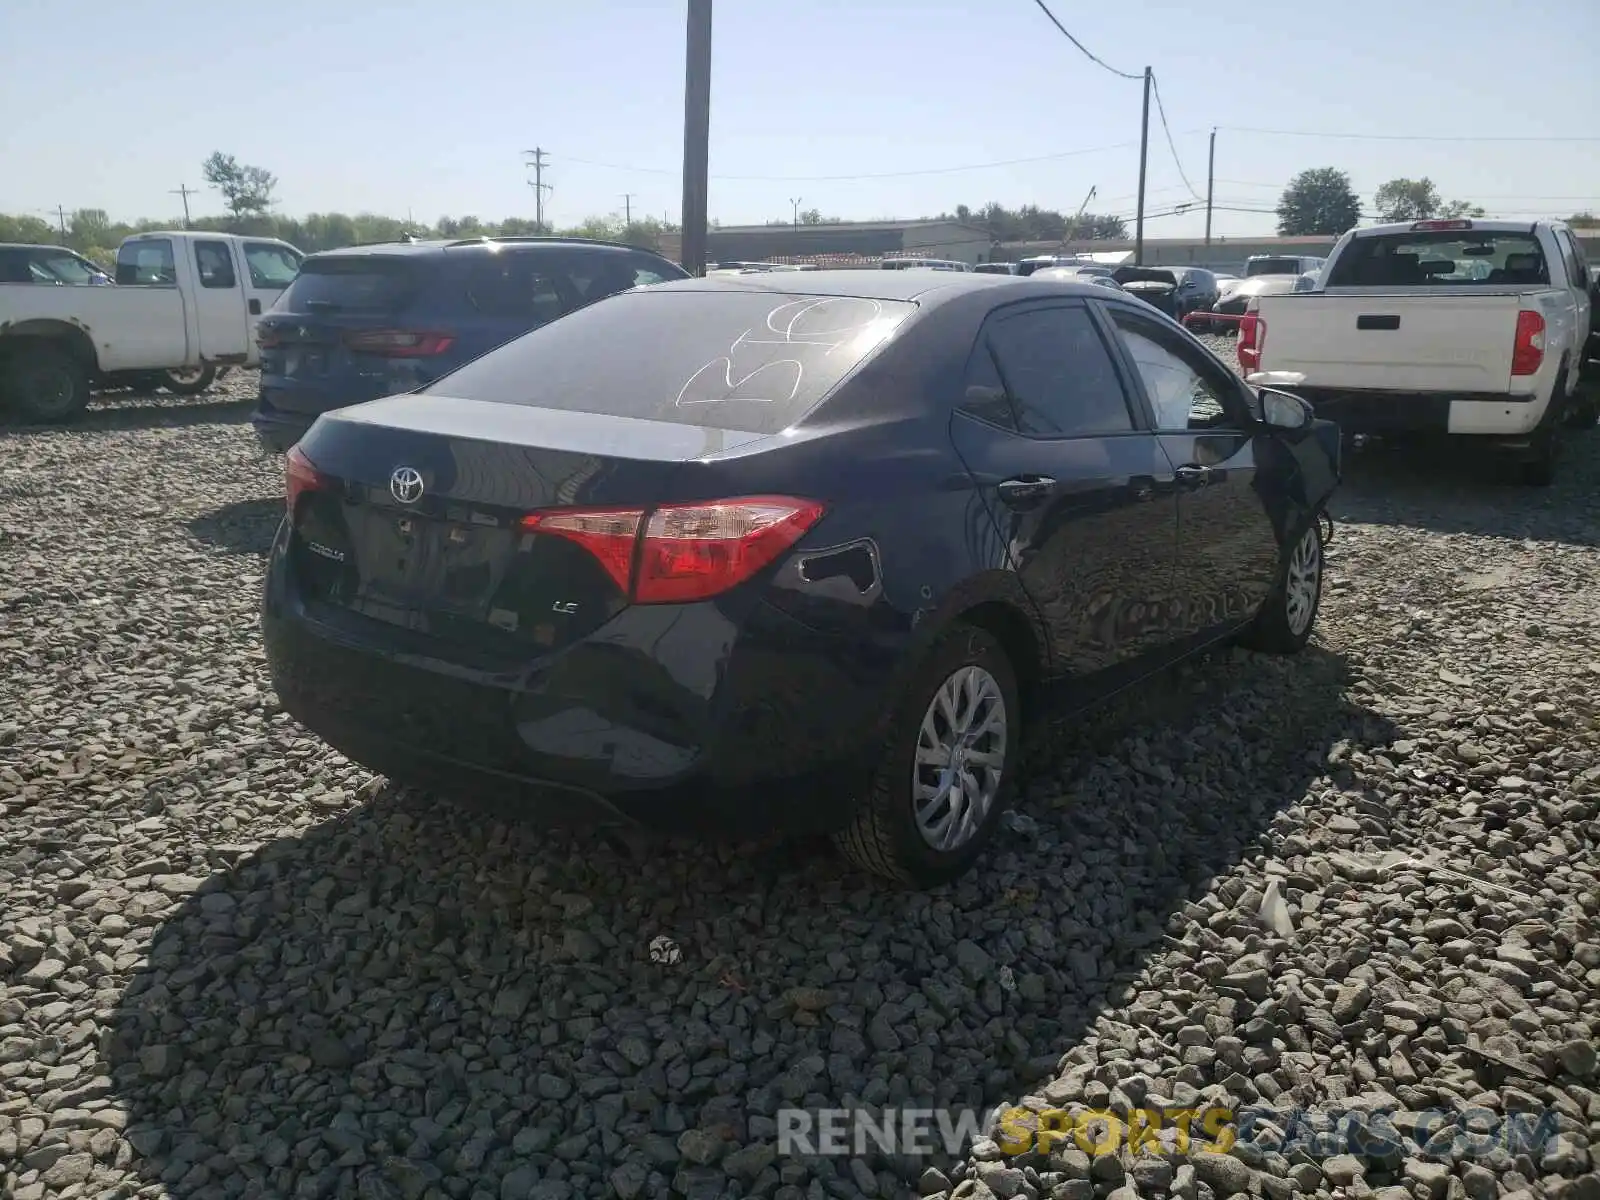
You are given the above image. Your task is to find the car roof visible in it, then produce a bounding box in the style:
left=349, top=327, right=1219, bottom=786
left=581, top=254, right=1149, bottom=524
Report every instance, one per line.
left=306, top=236, right=670, bottom=262
left=651, top=268, right=1114, bottom=306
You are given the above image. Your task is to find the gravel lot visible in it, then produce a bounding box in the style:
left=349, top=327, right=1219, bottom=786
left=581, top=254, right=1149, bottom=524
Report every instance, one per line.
left=1, top=364, right=1597, bottom=1200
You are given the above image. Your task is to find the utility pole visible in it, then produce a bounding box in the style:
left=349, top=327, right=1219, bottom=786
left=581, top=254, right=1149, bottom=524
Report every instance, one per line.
left=1204, top=129, right=1216, bottom=248
left=1135, top=66, right=1151, bottom=265
left=171, top=184, right=196, bottom=229
left=54, top=205, right=68, bottom=239
left=681, top=0, right=713, bottom=276
left=790, top=197, right=803, bottom=227
left=524, top=148, right=551, bottom=231
left=622, top=194, right=635, bottom=227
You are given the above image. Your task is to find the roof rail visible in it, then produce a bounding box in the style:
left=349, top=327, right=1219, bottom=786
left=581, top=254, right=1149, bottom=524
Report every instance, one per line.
left=444, top=234, right=665, bottom=254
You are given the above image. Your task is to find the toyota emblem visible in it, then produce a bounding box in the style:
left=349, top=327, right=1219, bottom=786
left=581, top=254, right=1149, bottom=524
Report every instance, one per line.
left=390, top=466, right=425, bottom=505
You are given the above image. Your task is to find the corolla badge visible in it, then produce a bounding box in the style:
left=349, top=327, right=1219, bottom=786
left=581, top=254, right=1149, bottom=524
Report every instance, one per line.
left=389, top=466, right=425, bottom=504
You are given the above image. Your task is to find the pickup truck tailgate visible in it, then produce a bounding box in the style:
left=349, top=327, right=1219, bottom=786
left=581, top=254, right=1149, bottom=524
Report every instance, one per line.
left=1257, top=292, right=1524, bottom=392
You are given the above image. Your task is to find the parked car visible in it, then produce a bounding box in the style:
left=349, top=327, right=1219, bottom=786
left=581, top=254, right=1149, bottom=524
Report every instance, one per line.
left=1243, top=218, right=1594, bottom=483
left=0, top=243, right=113, bottom=286
left=1211, top=273, right=1306, bottom=333
left=1112, top=266, right=1181, bottom=316
left=881, top=257, right=971, bottom=271
left=1584, top=265, right=1600, bottom=386
left=973, top=262, right=1019, bottom=275
left=251, top=236, right=689, bottom=453
left=0, top=231, right=303, bottom=421
left=1244, top=254, right=1326, bottom=279
left=1171, top=267, right=1221, bottom=326
left=1027, top=267, right=1126, bottom=292
left=262, top=269, right=1340, bottom=887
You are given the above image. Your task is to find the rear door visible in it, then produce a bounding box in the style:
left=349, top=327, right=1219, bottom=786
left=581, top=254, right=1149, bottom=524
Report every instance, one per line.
left=190, top=238, right=250, bottom=360
left=945, top=300, right=1181, bottom=682
left=1102, top=304, right=1281, bottom=643
left=241, top=240, right=303, bottom=320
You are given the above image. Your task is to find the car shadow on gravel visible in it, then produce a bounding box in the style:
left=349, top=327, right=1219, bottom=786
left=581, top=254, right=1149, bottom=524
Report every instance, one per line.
left=186, top=498, right=285, bottom=556
left=0, top=394, right=253, bottom=436
left=1330, top=426, right=1600, bottom=546
left=100, top=642, right=1397, bottom=1200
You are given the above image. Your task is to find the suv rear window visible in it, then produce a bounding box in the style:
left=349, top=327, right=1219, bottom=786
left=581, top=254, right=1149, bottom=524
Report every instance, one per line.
left=275, top=256, right=422, bottom=313
left=424, top=289, right=916, bottom=434
left=1325, top=231, right=1548, bottom=288
left=1245, top=258, right=1302, bottom=277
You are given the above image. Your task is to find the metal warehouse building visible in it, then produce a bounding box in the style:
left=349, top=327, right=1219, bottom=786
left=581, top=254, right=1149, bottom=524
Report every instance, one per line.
left=659, top=219, right=994, bottom=267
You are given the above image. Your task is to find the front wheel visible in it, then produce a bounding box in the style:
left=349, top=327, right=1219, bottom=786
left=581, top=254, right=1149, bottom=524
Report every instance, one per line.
left=160, top=365, right=218, bottom=395
left=1241, top=520, right=1323, bottom=655
left=1, top=344, right=92, bottom=423
left=833, top=625, right=1020, bottom=888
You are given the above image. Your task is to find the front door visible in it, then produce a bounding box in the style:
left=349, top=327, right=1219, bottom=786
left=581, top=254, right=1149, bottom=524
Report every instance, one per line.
left=947, top=299, right=1180, bottom=684
left=1102, top=304, right=1282, bottom=643
left=191, top=239, right=249, bottom=361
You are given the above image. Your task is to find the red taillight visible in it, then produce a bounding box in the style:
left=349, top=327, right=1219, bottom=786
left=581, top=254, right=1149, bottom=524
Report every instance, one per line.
left=1238, top=312, right=1265, bottom=373
left=1411, top=219, right=1472, bottom=231
left=343, top=329, right=456, bottom=357
left=1511, top=310, right=1546, bottom=377
left=285, top=445, right=331, bottom=514
left=519, top=496, right=826, bottom=605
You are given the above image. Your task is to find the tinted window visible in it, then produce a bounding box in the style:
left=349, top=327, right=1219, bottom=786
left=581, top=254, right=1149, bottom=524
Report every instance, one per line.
left=0, top=249, right=30, bottom=284
left=195, top=241, right=237, bottom=289
left=1326, top=232, right=1548, bottom=287
left=116, top=238, right=176, bottom=285
left=30, top=250, right=103, bottom=284
left=984, top=305, right=1134, bottom=437
left=425, top=289, right=915, bottom=434
left=1557, top=231, right=1586, bottom=290
left=1246, top=257, right=1303, bottom=277
left=274, top=256, right=422, bottom=314
left=466, top=254, right=582, bottom=322
left=959, top=340, right=1016, bottom=430
left=1110, top=312, right=1237, bottom=430
left=244, top=242, right=302, bottom=288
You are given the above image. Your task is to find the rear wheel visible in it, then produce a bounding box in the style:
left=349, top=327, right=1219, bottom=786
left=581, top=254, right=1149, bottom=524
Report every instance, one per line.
left=160, top=365, right=218, bottom=395
left=1, top=343, right=91, bottom=423
left=1520, top=386, right=1566, bottom=486
left=834, top=625, right=1019, bottom=888
left=1241, top=520, right=1323, bottom=655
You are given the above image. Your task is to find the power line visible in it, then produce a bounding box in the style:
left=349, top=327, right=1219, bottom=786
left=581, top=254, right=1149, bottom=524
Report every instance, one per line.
left=1219, top=125, right=1600, bottom=143
left=1026, top=0, right=1142, bottom=80
left=1149, top=74, right=1201, bottom=201
left=1216, top=178, right=1598, bottom=202
left=560, top=136, right=1174, bottom=182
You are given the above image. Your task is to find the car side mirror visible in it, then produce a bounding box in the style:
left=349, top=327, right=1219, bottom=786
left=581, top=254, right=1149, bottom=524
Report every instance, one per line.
left=1257, top=386, right=1314, bottom=431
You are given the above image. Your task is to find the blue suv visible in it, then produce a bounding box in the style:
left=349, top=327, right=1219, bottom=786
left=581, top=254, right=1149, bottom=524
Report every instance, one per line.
left=251, top=236, right=689, bottom=453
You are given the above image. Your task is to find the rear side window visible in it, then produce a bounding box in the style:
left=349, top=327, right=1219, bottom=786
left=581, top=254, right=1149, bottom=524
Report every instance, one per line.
left=275, top=256, right=422, bottom=313
left=423, top=289, right=915, bottom=434
left=981, top=305, right=1133, bottom=437
left=195, top=241, right=237, bottom=289
left=1326, top=232, right=1548, bottom=287
left=116, top=238, right=176, bottom=285
left=466, top=254, right=583, bottom=322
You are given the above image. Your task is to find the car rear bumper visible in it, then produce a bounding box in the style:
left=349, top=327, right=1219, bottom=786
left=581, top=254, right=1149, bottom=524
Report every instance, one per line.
left=259, top=523, right=893, bottom=837
left=252, top=404, right=313, bottom=454
left=1295, top=388, right=1546, bottom=438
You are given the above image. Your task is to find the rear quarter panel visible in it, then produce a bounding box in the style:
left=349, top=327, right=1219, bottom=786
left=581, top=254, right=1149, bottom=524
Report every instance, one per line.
left=0, top=284, right=190, bottom=372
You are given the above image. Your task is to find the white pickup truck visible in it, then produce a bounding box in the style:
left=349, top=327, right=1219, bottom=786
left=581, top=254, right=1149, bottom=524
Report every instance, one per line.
left=0, top=231, right=303, bottom=422
left=1240, top=218, right=1593, bottom=485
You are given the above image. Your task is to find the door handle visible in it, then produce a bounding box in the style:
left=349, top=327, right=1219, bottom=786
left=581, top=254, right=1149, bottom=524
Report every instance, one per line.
left=996, top=476, right=1056, bottom=506
left=249, top=299, right=262, bottom=315
left=1174, top=465, right=1212, bottom=489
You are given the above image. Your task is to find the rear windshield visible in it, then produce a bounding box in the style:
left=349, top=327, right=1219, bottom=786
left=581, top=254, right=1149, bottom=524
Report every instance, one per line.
left=1245, top=258, right=1303, bottom=277
left=274, top=256, right=422, bottom=313
left=1325, top=231, right=1548, bottom=288
left=423, top=288, right=916, bottom=434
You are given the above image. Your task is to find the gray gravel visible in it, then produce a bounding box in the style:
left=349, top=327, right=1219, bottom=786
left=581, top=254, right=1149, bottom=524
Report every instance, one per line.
left=1, top=366, right=1597, bottom=1200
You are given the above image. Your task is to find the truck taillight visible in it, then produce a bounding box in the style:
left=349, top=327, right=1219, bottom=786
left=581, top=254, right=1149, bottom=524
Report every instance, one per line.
left=1238, top=313, right=1265, bottom=373
left=520, top=496, right=826, bottom=604
left=343, top=330, right=456, bottom=357
left=1511, top=310, right=1545, bottom=377
left=285, top=445, right=331, bottom=515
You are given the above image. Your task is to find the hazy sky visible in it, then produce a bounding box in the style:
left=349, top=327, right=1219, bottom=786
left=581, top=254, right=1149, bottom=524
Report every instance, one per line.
left=4, top=0, right=1597, bottom=240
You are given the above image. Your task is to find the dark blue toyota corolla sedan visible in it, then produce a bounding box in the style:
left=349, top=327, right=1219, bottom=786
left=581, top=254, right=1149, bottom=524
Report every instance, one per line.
left=262, top=270, right=1340, bottom=887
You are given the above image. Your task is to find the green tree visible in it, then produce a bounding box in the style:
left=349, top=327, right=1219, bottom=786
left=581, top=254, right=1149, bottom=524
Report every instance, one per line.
left=202, top=151, right=278, bottom=219
left=1276, top=168, right=1361, bottom=236
left=1570, top=211, right=1599, bottom=228
left=1374, top=177, right=1483, bottom=222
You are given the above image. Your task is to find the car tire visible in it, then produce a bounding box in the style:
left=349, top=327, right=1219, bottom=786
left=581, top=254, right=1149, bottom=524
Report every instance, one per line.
left=1520, top=385, right=1566, bottom=486
left=1241, top=519, right=1323, bottom=655
left=160, top=365, right=218, bottom=396
left=2, top=343, right=92, bottom=423
left=1563, top=376, right=1598, bottom=430
left=833, top=623, right=1020, bottom=888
